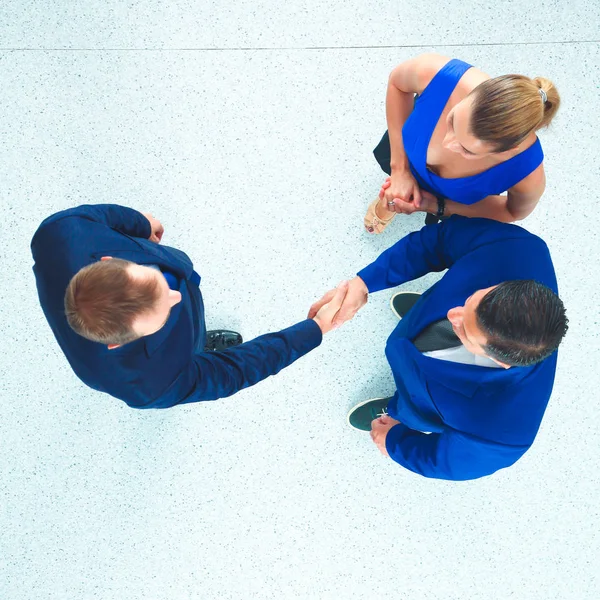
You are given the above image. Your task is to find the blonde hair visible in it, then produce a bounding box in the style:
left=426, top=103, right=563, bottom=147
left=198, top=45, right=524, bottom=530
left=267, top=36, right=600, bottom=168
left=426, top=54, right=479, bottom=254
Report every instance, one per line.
left=469, top=75, right=560, bottom=152
left=65, top=259, right=161, bottom=345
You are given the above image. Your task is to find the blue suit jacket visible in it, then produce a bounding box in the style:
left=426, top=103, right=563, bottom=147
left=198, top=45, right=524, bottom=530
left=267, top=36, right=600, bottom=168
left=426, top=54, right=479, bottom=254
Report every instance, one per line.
left=31, top=204, right=322, bottom=408
left=357, top=216, right=559, bottom=481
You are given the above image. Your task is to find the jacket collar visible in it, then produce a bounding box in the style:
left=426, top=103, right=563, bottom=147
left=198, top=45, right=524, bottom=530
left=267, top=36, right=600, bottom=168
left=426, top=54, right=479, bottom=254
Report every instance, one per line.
left=414, top=343, right=533, bottom=397
left=390, top=285, right=534, bottom=398
left=142, top=284, right=187, bottom=357
left=393, top=284, right=454, bottom=340
left=91, top=244, right=194, bottom=357
left=90, top=241, right=193, bottom=281
left=107, top=282, right=190, bottom=358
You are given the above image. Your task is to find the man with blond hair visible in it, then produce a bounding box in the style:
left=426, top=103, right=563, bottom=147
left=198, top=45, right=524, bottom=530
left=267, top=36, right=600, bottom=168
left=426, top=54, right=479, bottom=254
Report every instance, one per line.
left=32, top=204, right=346, bottom=408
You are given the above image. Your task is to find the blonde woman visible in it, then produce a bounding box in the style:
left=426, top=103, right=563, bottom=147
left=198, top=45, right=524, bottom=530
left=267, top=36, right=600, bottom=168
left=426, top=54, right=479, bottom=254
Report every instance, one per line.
left=364, top=54, right=560, bottom=232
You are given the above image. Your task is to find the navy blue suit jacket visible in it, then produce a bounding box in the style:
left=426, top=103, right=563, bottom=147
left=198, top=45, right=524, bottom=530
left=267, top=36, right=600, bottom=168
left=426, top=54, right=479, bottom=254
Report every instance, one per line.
left=357, top=216, right=559, bottom=481
left=31, top=204, right=322, bottom=408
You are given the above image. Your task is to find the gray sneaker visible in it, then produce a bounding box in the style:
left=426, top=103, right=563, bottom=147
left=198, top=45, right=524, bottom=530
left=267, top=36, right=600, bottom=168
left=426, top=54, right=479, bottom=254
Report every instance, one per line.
left=347, top=397, right=393, bottom=431
left=390, top=292, right=421, bottom=319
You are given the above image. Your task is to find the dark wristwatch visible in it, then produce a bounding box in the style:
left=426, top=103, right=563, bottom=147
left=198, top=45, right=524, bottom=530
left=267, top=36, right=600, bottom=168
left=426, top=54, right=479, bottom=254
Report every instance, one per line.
left=436, top=197, right=446, bottom=219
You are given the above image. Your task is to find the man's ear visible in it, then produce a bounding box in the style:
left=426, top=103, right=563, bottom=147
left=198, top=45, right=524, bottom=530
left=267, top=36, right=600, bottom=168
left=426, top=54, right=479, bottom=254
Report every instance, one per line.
left=100, top=256, right=113, bottom=261
left=107, top=344, right=121, bottom=350
left=168, top=290, right=182, bottom=307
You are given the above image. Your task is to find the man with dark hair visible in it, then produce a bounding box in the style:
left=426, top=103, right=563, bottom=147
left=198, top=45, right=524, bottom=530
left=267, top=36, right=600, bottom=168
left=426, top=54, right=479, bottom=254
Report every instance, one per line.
left=310, top=216, right=568, bottom=481
left=473, top=280, right=566, bottom=367
left=32, top=204, right=347, bottom=409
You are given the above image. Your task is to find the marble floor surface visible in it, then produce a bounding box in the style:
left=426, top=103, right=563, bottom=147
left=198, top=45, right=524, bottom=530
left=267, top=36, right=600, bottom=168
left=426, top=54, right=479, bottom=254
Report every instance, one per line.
left=1, top=2, right=599, bottom=599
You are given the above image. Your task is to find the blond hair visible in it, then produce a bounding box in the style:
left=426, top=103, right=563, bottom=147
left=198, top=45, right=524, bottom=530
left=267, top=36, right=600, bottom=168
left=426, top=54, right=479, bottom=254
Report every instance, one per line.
left=64, top=259, right=160, bottom=345
left=469, top=75, right=560, bottom=152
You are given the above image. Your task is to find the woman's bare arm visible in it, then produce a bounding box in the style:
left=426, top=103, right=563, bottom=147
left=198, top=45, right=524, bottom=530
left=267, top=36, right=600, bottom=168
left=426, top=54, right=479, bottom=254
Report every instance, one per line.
left=386, top=54, right=451, bottom=174
left=442, top=164, right=546, bottom=222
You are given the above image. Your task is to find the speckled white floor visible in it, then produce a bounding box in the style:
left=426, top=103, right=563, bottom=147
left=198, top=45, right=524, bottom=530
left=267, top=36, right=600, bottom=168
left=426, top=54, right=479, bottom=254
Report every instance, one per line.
left=1, top=3, right=599, bottom=600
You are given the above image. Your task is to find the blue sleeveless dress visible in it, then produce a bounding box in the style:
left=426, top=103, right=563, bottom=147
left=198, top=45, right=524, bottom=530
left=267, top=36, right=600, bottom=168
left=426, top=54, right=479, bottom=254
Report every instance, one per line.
left=373, top=59, right=544, bottom=205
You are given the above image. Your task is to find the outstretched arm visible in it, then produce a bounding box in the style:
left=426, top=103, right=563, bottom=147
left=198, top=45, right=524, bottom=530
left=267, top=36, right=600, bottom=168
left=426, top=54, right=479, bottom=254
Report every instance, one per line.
left=128, top=282, right=350, bottom=408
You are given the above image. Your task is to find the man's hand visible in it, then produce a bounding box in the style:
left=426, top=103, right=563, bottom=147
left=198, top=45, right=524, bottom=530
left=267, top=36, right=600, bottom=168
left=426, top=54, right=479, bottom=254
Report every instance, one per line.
left=308, top=276, right=368, bottom=329
left=312, top=281, right=350, bottom=334
left=370, top=415, right=400, bottom=456
left=142, top=212, right=164, bottom=243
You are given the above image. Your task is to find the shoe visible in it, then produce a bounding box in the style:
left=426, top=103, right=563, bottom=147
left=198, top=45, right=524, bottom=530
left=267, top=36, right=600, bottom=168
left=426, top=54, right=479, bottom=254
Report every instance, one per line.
left=390, top=292, right=421, bottom=319
left=204, top=330, right=243, bottom=352
left=347, top=397, right=393, bottom=431
left=364, top=196, right=396, bottom=234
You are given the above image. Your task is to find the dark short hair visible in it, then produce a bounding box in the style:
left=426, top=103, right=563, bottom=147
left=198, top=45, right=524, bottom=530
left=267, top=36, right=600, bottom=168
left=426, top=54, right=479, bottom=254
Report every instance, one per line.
left=64, top=258, right=161, bottom=345
left=475, top=280, right=568, bottom=367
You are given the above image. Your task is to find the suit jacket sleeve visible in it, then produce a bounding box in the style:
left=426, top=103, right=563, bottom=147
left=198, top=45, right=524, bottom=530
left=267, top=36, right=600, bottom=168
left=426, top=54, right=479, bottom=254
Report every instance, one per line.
left=33, top=204, right=152, bottom=242
left=141, top=319, right=323, bottom=408
left=356, top=216, right=520, bottom=293
left=384, top=422, right=529, bottom=481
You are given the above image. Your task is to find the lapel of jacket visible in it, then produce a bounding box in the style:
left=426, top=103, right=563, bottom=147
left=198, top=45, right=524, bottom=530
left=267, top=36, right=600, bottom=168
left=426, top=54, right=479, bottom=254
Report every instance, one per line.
left=415, top=349, right=531, bottom=398
left=142, top=287, right=188, bottom=358
left=391, top=280, right=534, bottom=398
left=394, top=283, right=456, bottom=340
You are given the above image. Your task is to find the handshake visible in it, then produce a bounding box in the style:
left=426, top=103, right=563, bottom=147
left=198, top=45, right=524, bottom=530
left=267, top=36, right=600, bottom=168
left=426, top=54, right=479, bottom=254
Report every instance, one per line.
left=143, top=211, right=369, bottom=337
left=308, top=277, right=370, bottom=335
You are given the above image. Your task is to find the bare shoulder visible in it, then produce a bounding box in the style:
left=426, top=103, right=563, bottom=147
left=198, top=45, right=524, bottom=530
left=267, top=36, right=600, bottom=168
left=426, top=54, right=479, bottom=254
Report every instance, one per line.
left=413, top=53, right=454, bottom=72
left=411, top=53, right=453, bottom=88
left=391, top=53, right=452, bottom=93
left=392, top=54, right=492, bottom=95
